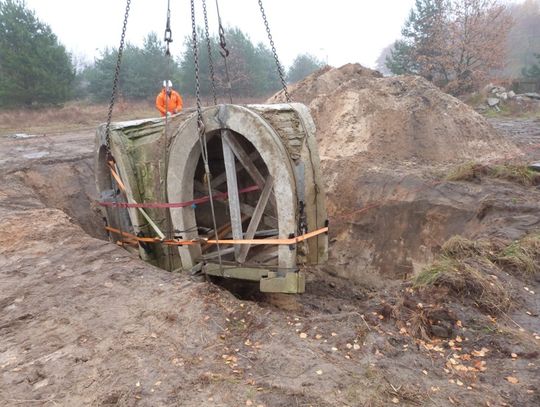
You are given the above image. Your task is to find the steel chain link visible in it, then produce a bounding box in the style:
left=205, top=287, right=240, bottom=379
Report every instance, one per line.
left=202, top=0, right=218, bottom=105
left=191, top=0, right=204, bottom=134
left=191, top=0, right=224, bottom=272
left=105, top=0, right=131, bottom=152
left=215, top=0, right=233, bottom=103
left=257, top=0, right=291, bottom=102
left=164, top=0, right=173, bottom=56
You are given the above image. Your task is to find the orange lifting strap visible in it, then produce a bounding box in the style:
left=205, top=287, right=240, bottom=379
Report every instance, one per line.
left=105, top=226, right=329, bottom=246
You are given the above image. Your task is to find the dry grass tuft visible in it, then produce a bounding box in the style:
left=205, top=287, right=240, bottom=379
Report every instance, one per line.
left=446, top=162, right=540, bottom=186
left=446, top=162, right=488, bottom=182
left=496, top=233, right=540, bottom=275
left=441, top=235, right=492, bottom=258
left=490, top=164, right=540, bottom=186
left=414, top=255, right=511, bottom=313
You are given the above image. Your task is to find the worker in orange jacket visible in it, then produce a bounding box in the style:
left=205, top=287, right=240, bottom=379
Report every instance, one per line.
left=156, top=80, right=183, bottom=117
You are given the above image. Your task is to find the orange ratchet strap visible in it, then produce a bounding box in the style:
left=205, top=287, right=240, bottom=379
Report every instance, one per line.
left=105, top=226, right=329, bottom=246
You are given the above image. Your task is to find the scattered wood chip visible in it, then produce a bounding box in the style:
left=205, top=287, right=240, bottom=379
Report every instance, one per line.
left=506, top=376, right=519, bottom=384
left=316, top=369, right=323, bottom=375
left=299, top=333, right=307, bottom=339
left=391, top=397, right=399, bottom=404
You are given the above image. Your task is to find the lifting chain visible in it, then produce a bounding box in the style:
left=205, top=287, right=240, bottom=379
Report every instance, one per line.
left=163, top=0, right=174, bottom=271
left=215, top=0, right=233, bottom=103
left=257, top=0, right=291, bottom=102
left=105, top=0, right=131, bottom=153
left=191, top=0, right=224, bottom=273
left=202, top=0, right=217, bottom=105
left=164, top=0, right=173, bottom=56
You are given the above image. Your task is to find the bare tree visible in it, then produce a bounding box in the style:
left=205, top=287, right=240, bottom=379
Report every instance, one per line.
left=443, top=0, right=513, bottom=93
left=387, top=0, right=513, bottom=94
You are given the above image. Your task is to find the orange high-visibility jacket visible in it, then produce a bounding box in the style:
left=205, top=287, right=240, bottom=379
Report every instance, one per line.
left=156, top=89, right=183, bottom=116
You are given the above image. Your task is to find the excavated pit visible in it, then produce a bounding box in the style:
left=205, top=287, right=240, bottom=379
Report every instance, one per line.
left=2, top=64, right=540, bottom=406
left=11, top=158, right=107, bottom=241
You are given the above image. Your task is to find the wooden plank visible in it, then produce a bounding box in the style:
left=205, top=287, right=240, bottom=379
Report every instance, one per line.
left=237, top=175, right=274, bottom=263
left=201, top=247, right=235, bottom=260
left=222, top=129, right=243, bottom=259
left=193, top=182, right=278, bottom=229
left=222, top=131, right=266, bottom=188
left=239, top=203, right=278, bottom=229
left=201, top=214, right=250, bottom=253
left=222, top=131, right=276, bottom=213
left=211, top=150, right=260, bottom=189
left=248, top=245, right=279, bottom=265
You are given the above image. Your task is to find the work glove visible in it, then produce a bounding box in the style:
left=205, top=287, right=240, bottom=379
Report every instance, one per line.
left=166, top=112, right=172, bottom=118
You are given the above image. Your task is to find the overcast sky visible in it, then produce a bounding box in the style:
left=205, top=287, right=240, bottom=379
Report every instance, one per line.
left=23, top=0, right=420, bottom=69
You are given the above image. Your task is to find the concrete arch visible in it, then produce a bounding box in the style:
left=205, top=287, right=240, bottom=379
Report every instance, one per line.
left=167, top=104, right=298, bottom=270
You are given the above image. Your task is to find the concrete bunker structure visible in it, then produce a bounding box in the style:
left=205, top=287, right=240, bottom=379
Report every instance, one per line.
left=95, top=103, right=327, bottom=293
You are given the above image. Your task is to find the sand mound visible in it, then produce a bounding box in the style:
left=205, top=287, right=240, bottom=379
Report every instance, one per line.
left=268, top=63, right=519, bottom=164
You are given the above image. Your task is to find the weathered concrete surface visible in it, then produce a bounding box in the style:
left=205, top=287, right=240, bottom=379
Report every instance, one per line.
left=95, top=104, right=328, bottom=284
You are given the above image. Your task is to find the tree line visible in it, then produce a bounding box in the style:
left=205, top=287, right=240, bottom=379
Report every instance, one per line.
left=379, top=0, right=540, bottom=95
left=0, top=0, right=324, bottom=108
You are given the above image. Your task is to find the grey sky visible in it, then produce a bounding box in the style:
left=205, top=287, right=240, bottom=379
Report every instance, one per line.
left=24, top=0, right=419, bottom=69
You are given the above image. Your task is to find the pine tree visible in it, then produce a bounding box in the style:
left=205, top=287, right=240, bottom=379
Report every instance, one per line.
left=385, top=0, right=448, bottom=79
left=0, top=0, right=75, bottom=107
left=82, top=33, right=180, bottom=102
left=287, top=54, right=324, bottom=84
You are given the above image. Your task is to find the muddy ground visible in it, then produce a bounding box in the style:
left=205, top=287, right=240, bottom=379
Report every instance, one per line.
left=1, top=118, right=539, bottom=406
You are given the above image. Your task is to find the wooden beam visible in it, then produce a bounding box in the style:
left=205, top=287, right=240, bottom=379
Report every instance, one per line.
left=193, top=182, right=278, bottom=229
left=248, top=245, right=279, bottom=265
left=222, top=131, right=266, bottom=188
left=222, top=131, right=276, bottom=213
left=211, top=151, right=260, bottom=189
left=222, top=129, right=243, bottom=259
left=201, top=247, right=235, bottom=260
left=201, top=214, right=250, bottom=253
left=237, top=175, right=274, bottom=264
left=239, top=203, right=278, bottom=229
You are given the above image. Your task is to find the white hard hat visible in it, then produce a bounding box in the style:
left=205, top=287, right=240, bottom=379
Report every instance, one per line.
left=163, top=80, right=173, bottom=88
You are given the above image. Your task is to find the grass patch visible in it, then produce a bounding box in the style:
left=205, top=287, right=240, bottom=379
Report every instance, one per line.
left=496, top=233, right=540, bottom=275
left=414, top=256, right=510, bottom=313
left=414, top=233, right=540, bottom=313
left=445, top=162, right=488, bottom=182
left=446, top=162, right=540, bottom=186
left=441, top=235, right=492, bottom=258
left=0, top=96, right=268, bottom=136
left=414, top=235, right=514, bottom=313
left=490, top=164, right=540, bottom=186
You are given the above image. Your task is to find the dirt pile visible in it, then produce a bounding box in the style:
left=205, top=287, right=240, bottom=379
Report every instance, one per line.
left=268, top=64, right=537, bottom=282
left=268, top=63, right=519, bottom=164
